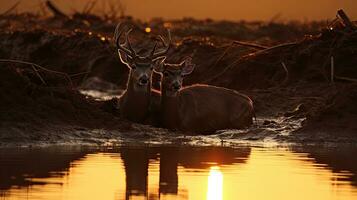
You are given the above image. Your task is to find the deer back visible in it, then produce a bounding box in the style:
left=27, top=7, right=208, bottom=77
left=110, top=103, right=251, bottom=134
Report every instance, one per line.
left=175, top=84, right=254, bottom=134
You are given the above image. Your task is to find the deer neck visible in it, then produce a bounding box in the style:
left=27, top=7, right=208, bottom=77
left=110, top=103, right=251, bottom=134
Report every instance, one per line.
left=120, top=72, right=152, bottom=122
left=161, top=84, right=180, bottom=129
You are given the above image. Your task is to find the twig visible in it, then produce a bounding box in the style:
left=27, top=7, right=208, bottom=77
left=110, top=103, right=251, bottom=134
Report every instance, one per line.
left=335, top=75, right=357, bottom=83
left=83, top=0, right=97, bottom=15
left=233, top=41, right=268, bottom=50
left=203, top=55, right=244, bottom=83
left=330, top=56, right=334, bottom=84
left=38, top=1, right=49, bottom=17
left=30, top=64, right=47, bottom=85
left=256, top=42, right=298, bottom=55
left=1, top=1, right=20, bottom=16
left=45, top=0, right=68, bottom=18
left=0, top=59, right=73, bottom=87
left=206, top=42, right=236, bottom=76
left=327, top=17, right=340, bottom=29
left=82, top=1, right=92, bottom=14
left=69, top=71, right=91, bottom=78
left=281, top=62, right=289, bottom=83
left=337, top=9, right=356, bottom=31
left=203, top=42, right=297, bottom=83
left=329, top=55, right=357, bottom=84
left=289, top=96, right=325, bottom=100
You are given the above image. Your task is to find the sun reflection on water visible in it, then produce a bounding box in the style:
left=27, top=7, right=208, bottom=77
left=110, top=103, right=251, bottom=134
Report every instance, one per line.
left=1, top=147, right=357, bottom=200
left=207, top=166, right=223, bottom=200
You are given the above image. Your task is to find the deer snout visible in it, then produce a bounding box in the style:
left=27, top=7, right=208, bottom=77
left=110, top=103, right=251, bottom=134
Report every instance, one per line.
left=138, top=76, right=149, bottom=85
left=172, top=82, right=181, bottom=91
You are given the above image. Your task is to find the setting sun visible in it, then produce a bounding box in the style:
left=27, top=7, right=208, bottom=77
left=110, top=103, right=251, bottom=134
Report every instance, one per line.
left=145, top=27, right=151, bottom=33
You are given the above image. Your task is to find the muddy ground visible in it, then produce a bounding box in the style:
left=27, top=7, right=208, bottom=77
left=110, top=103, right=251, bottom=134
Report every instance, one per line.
left=0, top=10, right=356, bottom=146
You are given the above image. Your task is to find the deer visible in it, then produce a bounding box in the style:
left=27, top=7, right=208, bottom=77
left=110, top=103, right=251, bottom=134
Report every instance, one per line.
left=154, top=57, right=255, bottom=134
left=114, top=24, right=170, bottom=123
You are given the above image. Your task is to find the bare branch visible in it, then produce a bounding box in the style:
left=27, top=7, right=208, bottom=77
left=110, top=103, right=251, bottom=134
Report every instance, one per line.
left=45, top=0, right=68, bottom=18
left=330, top=56, right=334, bottom=84
left=233, top=41, right=268, bottom=50
left=0, top=59, right=73, bottom=87
left=335, top=76, right=357, bottom=83
left=83, top=0, right=97, bottom=15
left=281, top=62, right=289, bottom=83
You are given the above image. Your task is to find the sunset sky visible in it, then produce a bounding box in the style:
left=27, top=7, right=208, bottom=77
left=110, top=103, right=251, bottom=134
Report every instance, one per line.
left=0, top=0, right=356, bottom=21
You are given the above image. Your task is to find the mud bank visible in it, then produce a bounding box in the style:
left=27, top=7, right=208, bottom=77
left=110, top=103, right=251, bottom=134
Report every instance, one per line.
left=0, top=11, right=356, bottom=146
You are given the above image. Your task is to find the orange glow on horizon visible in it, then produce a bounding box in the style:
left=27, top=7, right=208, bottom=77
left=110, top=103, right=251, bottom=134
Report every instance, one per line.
left=0, top=0, right=356, bottom=21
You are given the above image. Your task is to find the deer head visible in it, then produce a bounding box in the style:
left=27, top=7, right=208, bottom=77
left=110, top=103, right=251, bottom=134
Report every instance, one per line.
left=114, top=24, right=171, bottom=92
left=154, top=57, right=195, bottom=97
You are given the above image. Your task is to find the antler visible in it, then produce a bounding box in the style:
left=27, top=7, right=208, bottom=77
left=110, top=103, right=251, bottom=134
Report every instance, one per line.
left=151, top=29, right=171, bottom=59
left=114, top=23, right=137, bottom=57
left=150, top=42, right=158, bottom=58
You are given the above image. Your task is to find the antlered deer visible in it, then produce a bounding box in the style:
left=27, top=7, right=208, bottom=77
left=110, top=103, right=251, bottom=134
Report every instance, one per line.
left=114, top=24, right=170, bottom=123
left=154, top=57, right=254, bottom=134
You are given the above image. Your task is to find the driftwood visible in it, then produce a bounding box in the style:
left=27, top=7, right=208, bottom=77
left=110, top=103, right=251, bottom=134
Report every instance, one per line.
left=45, top=0, right=68, bottom=19
left=337, top=9, right=356, bottom=31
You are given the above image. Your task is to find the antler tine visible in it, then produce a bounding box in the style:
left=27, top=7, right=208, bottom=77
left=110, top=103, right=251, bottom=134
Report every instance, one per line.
left=150, top=41, right=158, bottom=57
left=125, top=29, right=137, bottom=56
left=152, top=29, right=171, bottom=59
left=114, top=24, right=134, bottom=56
left=157, top=35, right=166, bottom=46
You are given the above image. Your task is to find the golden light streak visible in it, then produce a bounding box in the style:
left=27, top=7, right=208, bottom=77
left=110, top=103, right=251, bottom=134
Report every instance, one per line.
left=207, top=166, right=223, bottom=200
left=3, top=149, right=357, bottom=200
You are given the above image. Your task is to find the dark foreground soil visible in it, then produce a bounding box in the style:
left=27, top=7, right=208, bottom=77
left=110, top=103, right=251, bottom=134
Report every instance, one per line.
left=0, top=11, right=356, bottom=146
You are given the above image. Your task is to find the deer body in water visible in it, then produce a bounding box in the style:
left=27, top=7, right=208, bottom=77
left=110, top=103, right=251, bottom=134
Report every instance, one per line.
left=114, top=24, right=170, bottom=123
left=155, top=58, right=254, bottom=134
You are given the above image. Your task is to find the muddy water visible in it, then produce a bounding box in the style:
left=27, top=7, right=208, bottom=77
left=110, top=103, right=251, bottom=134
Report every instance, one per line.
left=1, top=146, right=357, bottom=200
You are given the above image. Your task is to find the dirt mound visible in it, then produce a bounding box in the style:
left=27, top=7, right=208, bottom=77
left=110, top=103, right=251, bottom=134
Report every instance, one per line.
left=175, top=24, right=357, bottom=91
left=294, top=84, right=357, bottom=141
left=0, top=29, right=129, bottom=87
left=0, top=64, right=134, bottom=144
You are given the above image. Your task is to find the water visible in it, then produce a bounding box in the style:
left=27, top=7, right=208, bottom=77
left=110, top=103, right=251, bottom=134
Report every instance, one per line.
left=1, top=145, right=357, bottom=200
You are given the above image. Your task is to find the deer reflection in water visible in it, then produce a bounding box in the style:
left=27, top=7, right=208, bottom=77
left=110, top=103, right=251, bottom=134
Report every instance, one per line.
left=1, top=146, right=357, bottom=200
left=119, top=146, right=250, bottom=199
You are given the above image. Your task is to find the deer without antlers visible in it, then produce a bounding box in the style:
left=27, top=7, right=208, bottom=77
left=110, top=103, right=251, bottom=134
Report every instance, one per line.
left=114, top=23, right=170, bottom=123
left=154, top=57, right=254, bottom=134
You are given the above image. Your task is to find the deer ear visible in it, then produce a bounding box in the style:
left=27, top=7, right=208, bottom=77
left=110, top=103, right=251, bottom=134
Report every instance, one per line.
left=118, top=50, right=133, bottom=67
left=181, top=57, right=195, bottom=76
left=153, top=56, right=166, bottom=74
